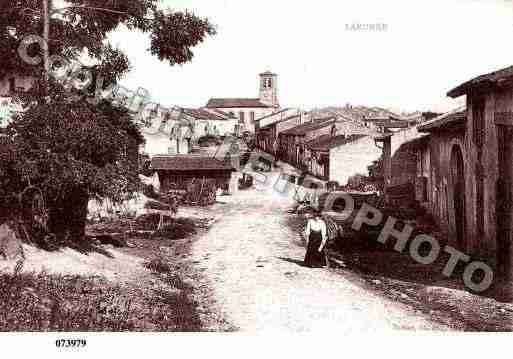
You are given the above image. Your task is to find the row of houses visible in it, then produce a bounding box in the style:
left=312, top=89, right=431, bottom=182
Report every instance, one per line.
left=254, top=106, right=420, bottom=184
left=251, top=64, right=513, bottom=281
left=384, top=65, right=513, bottom=280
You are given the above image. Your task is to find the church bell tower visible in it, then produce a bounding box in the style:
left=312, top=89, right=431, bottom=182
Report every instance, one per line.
left=259, top=71, right=279, bottom=108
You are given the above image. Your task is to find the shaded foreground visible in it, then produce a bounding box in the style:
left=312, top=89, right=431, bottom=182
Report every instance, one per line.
left=0, top=212, right=232, bottom=331
left=0, top=270, right=199, bottom=331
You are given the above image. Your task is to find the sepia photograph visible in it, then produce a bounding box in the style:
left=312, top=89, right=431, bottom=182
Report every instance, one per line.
left=0, top=0, right=512, bottom=356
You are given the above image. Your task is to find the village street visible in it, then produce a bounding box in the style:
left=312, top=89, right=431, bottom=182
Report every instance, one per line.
left=186, top=168, right=450, bottom=331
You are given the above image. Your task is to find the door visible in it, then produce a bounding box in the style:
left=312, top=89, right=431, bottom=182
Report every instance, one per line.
left=496, top=125, right=512, bottom=279
left=450, top=145, right=466, bottom=247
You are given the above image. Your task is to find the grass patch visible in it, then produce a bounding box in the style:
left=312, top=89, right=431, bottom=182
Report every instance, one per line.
left=151, top=218, right=197, bottom=240
left=0, top=270, right=202, bottom=331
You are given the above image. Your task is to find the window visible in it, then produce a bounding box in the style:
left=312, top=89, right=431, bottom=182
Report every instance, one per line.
left=250, top=111, right=255, bottom=123
left=267, top=78, right=272, bottom=88
left=239, top=111, right=245, bottom=123
left=8, top=78, right=16, bottom=94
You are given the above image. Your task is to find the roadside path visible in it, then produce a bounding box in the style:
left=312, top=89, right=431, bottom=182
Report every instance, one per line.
left=189, top=171, right=448, bottom=331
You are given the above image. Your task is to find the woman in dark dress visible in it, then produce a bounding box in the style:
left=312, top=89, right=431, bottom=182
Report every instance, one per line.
left=304, top=209, right=328, bottom=268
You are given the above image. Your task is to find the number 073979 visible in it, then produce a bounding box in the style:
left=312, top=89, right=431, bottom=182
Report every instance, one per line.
left=55, top=339, right=87, bottom=348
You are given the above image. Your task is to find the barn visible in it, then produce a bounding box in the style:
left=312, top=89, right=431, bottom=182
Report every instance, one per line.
left=151, top=154, right=239, bottom=194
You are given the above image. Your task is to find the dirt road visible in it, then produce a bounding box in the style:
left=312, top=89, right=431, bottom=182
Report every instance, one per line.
left=189, top=170, right=448, bottom=331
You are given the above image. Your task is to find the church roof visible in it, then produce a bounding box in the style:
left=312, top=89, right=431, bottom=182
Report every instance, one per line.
left=206, top=98, right=271, bottom=109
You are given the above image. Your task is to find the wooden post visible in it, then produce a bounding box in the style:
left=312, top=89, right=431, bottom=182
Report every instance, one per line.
left=199, top=176, right=205, bottom=203
left=382, top=136, right=392, bottom=201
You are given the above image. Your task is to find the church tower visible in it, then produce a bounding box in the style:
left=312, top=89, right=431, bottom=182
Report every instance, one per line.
left=259, top=71, right=279, bottom=108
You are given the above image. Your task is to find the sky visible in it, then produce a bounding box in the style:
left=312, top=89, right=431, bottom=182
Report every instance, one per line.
left=108, top=0, right=513, bottom=113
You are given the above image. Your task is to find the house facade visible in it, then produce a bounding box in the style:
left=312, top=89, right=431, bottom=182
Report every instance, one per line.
left=304, top=134, right=367, bottom=181
left=139, top=105, right=238, bottom=157
left=277, top=118, right=338, bottom=168
left=205, top=71, right=280, bottom=134
left=408, top=65, right=513, bottom=279
left=256, top=113, right=305, bottom=156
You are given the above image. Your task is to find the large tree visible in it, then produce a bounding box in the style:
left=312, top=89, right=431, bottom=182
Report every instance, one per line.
left=0, top=0, right=216, bottom=241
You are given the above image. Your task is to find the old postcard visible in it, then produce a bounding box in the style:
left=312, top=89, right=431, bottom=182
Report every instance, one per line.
left=0, top=0, right=512, bottom=356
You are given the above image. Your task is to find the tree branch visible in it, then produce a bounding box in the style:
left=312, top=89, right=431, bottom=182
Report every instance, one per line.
left=51, top=5, right=127, bottom=16
left=49, top=4, right=155, bottom=23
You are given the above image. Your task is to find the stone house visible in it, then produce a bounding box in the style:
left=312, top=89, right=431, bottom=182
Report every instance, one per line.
left=277, top=117, right=338, bottom=167
left=255, top=108, right=303, bottom=129
left=304, top=134, right=367, bottom=181
left=205, top=71, right=280, bottom=134
left=256, top=113, right=305, bottom=156
left=408, top=64, right=513, bottom=278
left=140, top=106, right=237, bottom=157
left=182, top=108, right=237, bottom=138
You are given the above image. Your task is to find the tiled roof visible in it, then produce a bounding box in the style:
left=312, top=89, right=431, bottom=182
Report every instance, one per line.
left=260, top=114, right=301, bottom=130
left=255, top=108, right=292, bottom=122
left=400, top=134, right=430, bottom=149
left=363, top=115, right=403, bottom=122
left=205, top=108, right=237, bottom=119
left=418, top=107, right=467, bottom=132
left=448, top=65, right=513, bottom=98
left=151, top=155, right=236, bottom=171
left=206, top=98, right=271, bottom=108
left=182, top=108, right=220, bottom=121
left=280, top=117, right=335, bottom=136
left=307, top=134, right=367, bottom=151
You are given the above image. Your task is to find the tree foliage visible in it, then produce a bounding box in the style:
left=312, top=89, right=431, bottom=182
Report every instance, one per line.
left=0, top=0, right=216, bottom=241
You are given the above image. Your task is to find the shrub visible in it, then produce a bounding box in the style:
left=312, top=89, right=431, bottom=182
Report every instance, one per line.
left=145, top=257, right=172, bottom=274
left=151, top=218, right=197, bottom=240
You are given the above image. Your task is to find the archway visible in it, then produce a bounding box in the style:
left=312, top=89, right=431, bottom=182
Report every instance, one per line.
left=450, top=144, right=466, bottom=247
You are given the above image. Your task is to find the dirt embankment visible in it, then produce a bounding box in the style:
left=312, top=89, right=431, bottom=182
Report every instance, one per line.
left=0, top=208, right=232, bottom=331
